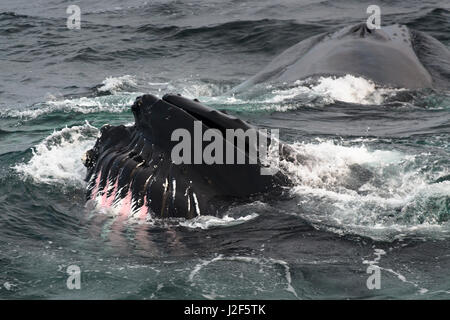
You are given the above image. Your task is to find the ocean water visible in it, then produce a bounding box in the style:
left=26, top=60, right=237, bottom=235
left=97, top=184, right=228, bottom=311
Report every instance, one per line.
left=1, top=0, right=449, bottom=299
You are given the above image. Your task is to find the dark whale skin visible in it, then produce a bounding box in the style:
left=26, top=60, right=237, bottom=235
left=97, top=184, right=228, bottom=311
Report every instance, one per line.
left=83, top=94, right=290, bottom=219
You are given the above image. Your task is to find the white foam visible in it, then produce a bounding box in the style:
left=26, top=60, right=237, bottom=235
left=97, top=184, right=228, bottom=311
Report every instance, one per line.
left=266, top=75, right=402, bottom=105
left=281, top=139, right=402, bottom=188
left=179, top=213, right=259, bottom=229
left=14, top=122, right=98, bottom=186
left=188, top=255, right=298, bottom=299
left=97, top=75, right=137, bottom=94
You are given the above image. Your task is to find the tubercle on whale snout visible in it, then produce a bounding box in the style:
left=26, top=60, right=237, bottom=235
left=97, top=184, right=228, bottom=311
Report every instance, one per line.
left=83, top=94, right=292, bottom=219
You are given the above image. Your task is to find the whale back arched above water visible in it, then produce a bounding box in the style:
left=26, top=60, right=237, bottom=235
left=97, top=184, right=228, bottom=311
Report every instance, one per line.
left=232, top=23, right=450, bottom=91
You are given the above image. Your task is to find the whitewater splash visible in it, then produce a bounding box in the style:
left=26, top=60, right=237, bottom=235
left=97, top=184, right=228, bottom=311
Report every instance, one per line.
left=13, top=122, right=98, bottom=186
left=188, top=254, right=299, bottom=299
left=0, top=74, right=408, bottom=120
left=0, top=75, right=143, bottom=120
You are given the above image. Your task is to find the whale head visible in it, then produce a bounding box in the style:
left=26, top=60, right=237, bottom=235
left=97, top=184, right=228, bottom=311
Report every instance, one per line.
left=84, top=94, right=289, bottom=218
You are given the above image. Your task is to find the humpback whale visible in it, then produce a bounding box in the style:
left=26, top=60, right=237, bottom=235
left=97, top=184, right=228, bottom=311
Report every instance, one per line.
left=83, top=94, right=290, bottom=219
left=83, top=23, right=448, bottom=219
left=231, top=23, right=450, bottom=92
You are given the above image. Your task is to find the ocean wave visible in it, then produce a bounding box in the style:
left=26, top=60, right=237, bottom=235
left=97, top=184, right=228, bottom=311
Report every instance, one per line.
left=13, top=122, right=98, bottom=186
left=406, top=8, right=450, bottom=41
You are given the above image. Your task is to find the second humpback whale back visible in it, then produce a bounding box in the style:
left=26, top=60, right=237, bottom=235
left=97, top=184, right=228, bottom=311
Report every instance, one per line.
left=231, top=23, right=450, bottom=92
